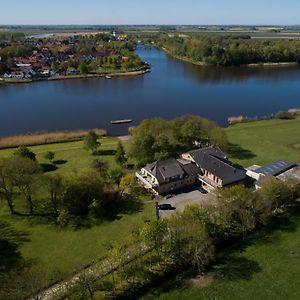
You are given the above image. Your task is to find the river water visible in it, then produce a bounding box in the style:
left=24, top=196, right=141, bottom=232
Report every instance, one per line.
left=0, top=45, right=299, bottom=136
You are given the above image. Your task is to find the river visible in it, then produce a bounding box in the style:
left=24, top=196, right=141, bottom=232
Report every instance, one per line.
left=0, top=45, right=300, bottom=136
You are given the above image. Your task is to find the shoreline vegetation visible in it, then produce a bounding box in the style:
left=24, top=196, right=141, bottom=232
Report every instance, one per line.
left=161, top=46, right=300, bottom=68
left=0, top=129, right=106, bottom=149
left=151, top=34, right=300, bottom=67
left=0, top=67, right=150, bottom=84
left=1, top=109, right=299, bottom=150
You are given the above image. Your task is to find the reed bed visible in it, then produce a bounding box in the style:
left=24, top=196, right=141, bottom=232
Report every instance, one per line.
left=0, top=129, right=106, bottom=149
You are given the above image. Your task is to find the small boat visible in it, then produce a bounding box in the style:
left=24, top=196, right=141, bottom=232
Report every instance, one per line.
left=105, top=75, right=112, bottom=79
left=110, top=119, right=133, bottom=125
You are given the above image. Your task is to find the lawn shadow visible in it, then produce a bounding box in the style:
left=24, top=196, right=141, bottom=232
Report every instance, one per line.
left=53, top=160, right=67, bottom=165
left=94, top=149, right=116, bottom=156
left=103, top=194, right=145, bottom=221
left=227, top=143, right=256, bottom=160
left=213, top=255, right=261, bottom=281
left=0, top=221, right=30, bottom=274
left=40, top=163, right=58, bottom=173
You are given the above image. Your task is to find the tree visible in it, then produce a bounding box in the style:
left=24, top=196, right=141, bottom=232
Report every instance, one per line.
left=9, top=156, right=42, bottom=214
left=44, top=151, right=55, bottom=162
left=90, top=159, right=109, bottom=177
left=119, top=173, right=138, bottom=193
left=84, top=131, right=100, bottom=154
left=115, top=142, right=127, bottom=165
left=14, top=145, right=36, bottom=161
left=44, top=174, right=64, bottom=215
left=105, top=166, right=124, bottom=184
left=211, top=185, right=257, bottom=239
left=78, top=61, right=90, bottom=74
left=0, top=158, right=16, bottom=214
left=62, top=171, right=104, bottom=216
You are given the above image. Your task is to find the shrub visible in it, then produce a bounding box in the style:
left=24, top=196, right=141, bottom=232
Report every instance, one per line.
left=14, top=145, right=36, bottom=161
left=276, top=111, right=295, bottom=120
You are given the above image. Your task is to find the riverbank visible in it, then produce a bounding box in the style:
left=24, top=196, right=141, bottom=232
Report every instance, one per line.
left=0, top=68, right=150, bottom=84
left=161, top=46, right=300, bottom=68
left=0, top=129, right=106, bottom=149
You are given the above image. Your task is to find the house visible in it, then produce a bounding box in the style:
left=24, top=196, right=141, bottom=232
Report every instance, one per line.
left=136, top=158, right=201, bottom=195
left=136, top=146, right=247, bottom=195
left=246, top=160, right=299, bottom=189
left=182, top=146, right=247, bottom=192
left=66, top=67, right=78, bottom=75
left=9, top=71, right=24, bottom=79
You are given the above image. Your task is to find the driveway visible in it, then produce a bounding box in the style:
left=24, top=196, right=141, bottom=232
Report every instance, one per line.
left=158, top=189, right=212, bottom=218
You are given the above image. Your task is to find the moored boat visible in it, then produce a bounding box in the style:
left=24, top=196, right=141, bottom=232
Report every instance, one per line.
left=110, top=119, right=133, bottom=124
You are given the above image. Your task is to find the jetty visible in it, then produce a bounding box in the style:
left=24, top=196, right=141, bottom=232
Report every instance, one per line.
left=110, top=119, right=133, bottom=125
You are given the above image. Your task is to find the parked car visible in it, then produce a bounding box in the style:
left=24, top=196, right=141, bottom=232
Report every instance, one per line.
left=165, top=194, right=173, bottom=199
left=199, top=187, right=208, bottom=194
left=158, top=204, right=175, bottom=210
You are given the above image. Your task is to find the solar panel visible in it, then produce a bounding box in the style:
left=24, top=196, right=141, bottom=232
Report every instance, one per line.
left=255, top=160, right=296, bottom=176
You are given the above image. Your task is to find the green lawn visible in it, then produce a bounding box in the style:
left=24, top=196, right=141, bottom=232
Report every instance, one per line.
left=142, top=209, right=300, bottom=300
left=225, top=117, right=300, bottom=167
left=0, top=136, right=119, bottom=175
left=0, top=137, right=155, bottom=292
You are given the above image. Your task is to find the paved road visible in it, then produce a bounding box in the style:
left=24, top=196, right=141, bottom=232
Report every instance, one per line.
left=158, top=190, right=212, bottom=218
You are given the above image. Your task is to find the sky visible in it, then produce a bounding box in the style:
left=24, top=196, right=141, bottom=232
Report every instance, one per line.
left=0, top=0, right=300, bottom=25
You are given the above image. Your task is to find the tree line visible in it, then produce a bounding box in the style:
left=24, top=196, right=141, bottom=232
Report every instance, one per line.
left=0, top=132, right=129, bottom=227
left=128, top=115, right=228, bottom=166
left=150, top=34, right=300, bottom=66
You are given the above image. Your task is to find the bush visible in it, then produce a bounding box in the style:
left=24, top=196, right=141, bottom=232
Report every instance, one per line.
left=105, top=166, right=124, bottom=184
left=14, top=145, right=36, bottom=161
left=276, top=111, right=295, bottom=120
left=62, top=171, right=104, bottom=216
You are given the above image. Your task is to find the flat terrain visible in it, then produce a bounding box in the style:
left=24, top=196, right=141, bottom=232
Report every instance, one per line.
left=225, top=117, right=300, bottom=167
left=0, top=137, right=119, bottom=174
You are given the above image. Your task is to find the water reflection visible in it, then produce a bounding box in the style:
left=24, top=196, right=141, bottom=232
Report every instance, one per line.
left=0, top=46, right=300, bottom=137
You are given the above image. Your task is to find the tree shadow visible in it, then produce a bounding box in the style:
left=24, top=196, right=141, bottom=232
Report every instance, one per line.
left=53, top=160, right=67, bottom=165
left=40, top=163, right=58, bottom=173
left=94, top=149, right=116, bottom=156
left=103, top=194, right=144, bottom=221
left=213, top=255, right=261, bottom=281
left=0, top=221, right=30, bottom=274
left=227, top=143, right=256, bottom=160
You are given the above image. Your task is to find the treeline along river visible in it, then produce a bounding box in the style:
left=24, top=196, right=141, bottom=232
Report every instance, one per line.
left=0, top=45, right=300, bottom=136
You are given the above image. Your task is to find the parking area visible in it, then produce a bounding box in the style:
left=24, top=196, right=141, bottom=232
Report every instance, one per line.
left=157, top=189, right=212, bottom=218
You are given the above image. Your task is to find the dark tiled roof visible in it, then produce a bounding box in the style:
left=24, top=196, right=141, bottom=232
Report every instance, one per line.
left=201, top=153, right=247, bottom=186
left=255, top=160, right=297, bottom=176
left=144, top=158, right=201, bottom=185
left=145, top=158, right=186, bottom=184
left=189, top=147, right=226, bottom=167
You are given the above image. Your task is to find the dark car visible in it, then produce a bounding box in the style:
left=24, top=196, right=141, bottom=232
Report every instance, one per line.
left=165, top=194, right=173, bottom=199
left=158, top=204, right=175, bottom=210
left=199, top=188, right=208, bottom=194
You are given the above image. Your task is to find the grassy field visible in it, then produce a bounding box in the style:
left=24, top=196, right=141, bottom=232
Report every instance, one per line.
left=0, top=137, right=155, bottom=292
left=225, top=117, right=300, bottom=167
left=0, top=136, right=119, bottom=174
